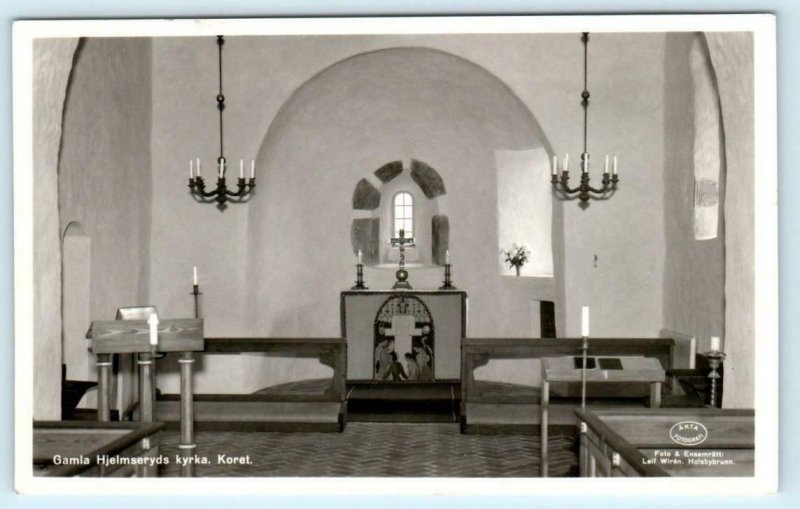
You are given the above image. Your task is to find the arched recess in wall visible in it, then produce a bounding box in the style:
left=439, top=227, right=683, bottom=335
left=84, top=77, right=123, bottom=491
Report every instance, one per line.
left=351, top=159, right=448, bottom=267
left=245, top=46, right=561, bottom=336
left=61, top=221, right=96, bottom=408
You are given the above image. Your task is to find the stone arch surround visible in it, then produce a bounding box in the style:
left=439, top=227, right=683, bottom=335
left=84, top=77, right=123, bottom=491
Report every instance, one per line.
left=246, top=46, right=556, bottom=339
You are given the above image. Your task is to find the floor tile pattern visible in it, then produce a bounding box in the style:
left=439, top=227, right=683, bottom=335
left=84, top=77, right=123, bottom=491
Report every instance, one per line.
left=159, top=423, right=577, bottom=477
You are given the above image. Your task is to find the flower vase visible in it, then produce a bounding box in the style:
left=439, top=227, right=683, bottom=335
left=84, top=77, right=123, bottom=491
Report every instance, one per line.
left=515, top=265, right=521, bottom=277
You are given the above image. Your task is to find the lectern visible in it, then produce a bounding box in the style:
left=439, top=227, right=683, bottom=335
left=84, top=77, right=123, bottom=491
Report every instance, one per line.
left=88, top=316, right=203, bottom=476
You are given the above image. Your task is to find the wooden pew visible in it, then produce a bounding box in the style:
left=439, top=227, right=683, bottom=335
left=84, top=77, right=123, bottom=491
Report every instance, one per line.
left=34, top=421, right=165, bottom=477
left=461, top=338, right=675, bottom=434
left=575, top=408, right=754, bottom=477
left=156, top=337, right=347, bottom=432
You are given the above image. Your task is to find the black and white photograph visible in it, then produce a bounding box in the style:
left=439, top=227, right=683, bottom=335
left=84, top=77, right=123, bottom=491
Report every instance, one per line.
left=12, top=14, right=778, bottom=495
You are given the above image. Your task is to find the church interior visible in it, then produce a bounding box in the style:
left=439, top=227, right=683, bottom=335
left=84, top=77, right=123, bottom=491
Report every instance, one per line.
left=29, top=29, right=757, bottom=478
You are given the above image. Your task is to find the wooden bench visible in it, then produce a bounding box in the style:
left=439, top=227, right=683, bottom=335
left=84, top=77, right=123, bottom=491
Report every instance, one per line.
left=156, top=337, right=347, bottom=432
left=575, top=408, right=754, bottom=477
left=461, top=338, right=675, bottom=434
left=34, top=421, right=165, bottom=477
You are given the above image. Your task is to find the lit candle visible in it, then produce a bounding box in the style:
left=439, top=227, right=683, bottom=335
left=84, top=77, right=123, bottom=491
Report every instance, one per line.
left=148, top=313, right=159, bottom=347
left=551, top=155, right=558, bottom=176
left=563, top=153, right=569, bottom=173
left=239, top=158, right=244, bottom=179
left=193, top=266, right=198, bottom=286
left=710, top=336, right=721, bottom=352
left=357, top=250, right=362, bottom=265
left=190, top=160, right=194, bottom=179
left=613, top=156, right=618, bottom=175
left=581, top=306, right=590, bottom=337
left=446, top=249, right=451, bottom=265
left=219, top=159, right=224, bottom=178
left=604, top=155, right=609, bottom=174
left=196, top=158, right=201, bottom=178
left=250, top=160, right=255, bottom=179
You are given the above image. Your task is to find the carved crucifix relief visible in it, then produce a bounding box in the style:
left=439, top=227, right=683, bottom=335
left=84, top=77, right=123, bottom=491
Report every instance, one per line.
left=374, top=295, right=434, bottom=382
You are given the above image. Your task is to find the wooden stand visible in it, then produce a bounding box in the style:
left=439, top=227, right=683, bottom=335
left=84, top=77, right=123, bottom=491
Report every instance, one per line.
left=88, top=318, right=204, bottom=477
left=539, top=356, right=665, bottom=477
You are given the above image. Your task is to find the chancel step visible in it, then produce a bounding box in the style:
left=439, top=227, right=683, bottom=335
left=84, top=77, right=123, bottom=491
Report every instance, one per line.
left=156, top=397, right=345, bottom=432
left=346, top=382, right=459, bottom=423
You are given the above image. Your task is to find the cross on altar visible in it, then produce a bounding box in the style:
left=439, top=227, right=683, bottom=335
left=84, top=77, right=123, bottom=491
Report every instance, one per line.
left=390, top=229, right=415, bottom=289
left=384, top=314, right=423, bottom=363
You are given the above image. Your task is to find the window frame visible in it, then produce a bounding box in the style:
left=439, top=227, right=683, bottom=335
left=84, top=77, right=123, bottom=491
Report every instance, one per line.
left=391, top=190, right=415, bottom=240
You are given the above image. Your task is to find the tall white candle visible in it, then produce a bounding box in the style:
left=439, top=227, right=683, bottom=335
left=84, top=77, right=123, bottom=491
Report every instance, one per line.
left=613, top=156, right=618, bottom=175
left=581, top=306, right=590, bottom=337
left=251, top=160, right=255, bottom=179
left=582, top=154, right=588, bottom=173
left=190, top=160, right=194, bottom=179
left=564, top=153, right=569, bottom=173
left=710, top=336, right=721, bottom=352
left=357, top=250, right=362, bottom=265
left=551, top=155, right=558, bottom=175
left=193, top=266, right=198, bottom=286
left=219, top=159, right=224, bottom=178
left=196, top=158, right=201, bottom=177
left=239, top=158, right=244, bottom=179
left=148, top=314, right=159, bottom=347
left=604, top=155, right=609, bottom=174
left=446, top=249, right=451, bottom=265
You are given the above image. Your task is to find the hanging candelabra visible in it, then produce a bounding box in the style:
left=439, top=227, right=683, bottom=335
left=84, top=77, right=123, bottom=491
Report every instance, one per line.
left=551, top=33, right=619, bottom=206
left=188, top=35, right=256, bottom=207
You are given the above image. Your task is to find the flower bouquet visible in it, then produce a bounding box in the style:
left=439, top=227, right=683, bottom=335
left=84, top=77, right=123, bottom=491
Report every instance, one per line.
left=503, top=243, right=531, bottom=276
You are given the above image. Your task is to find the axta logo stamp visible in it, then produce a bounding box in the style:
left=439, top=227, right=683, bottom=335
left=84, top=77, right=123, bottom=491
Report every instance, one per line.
left=669, top=421, right=708, bottom=446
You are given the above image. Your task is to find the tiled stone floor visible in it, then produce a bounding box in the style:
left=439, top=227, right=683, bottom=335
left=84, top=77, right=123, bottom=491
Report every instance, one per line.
left=159, top=423, right=577, bottom=477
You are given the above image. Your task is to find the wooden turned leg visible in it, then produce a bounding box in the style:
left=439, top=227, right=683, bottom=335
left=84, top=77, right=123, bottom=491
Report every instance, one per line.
left=650, top=382, right=662, bottom=408
left=96, top=354, right=112, bottom=422
left=540, top=379, right=549, bottom=477
left=178, top=352, right=196, bottom=477
left=138, top=352, right=154, bottom=422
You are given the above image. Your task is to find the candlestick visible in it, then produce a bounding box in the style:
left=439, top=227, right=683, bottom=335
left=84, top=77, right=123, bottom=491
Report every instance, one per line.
left=351, top=261, right=368, bottom=290
left=148, top=314, right=159, bottom=346
left=705, top=350, right=726, bottom=408
left=439, top=262, right=456, bottom=290
left=581, top=306, right=590, bottom=337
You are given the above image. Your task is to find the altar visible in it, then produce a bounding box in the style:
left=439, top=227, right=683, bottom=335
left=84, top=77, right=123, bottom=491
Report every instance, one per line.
left=340, top=290, right=467, bottom=381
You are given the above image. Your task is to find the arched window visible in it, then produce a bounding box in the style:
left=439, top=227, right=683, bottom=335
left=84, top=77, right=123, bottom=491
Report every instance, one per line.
left=393, top=191, right=414, bottom=237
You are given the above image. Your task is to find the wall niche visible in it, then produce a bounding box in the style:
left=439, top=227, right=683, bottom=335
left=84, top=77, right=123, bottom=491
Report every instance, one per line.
left=350, top=159, right=449, bottom=268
